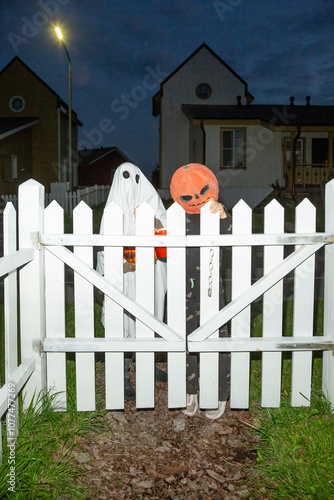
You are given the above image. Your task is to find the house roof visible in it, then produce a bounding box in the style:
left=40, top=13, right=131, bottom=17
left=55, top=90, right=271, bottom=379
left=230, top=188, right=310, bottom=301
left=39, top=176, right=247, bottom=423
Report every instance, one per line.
left=153, top=43, right=254, bottom=116
left=0, top=116, right=40, bottom=140
left=0, top=57, right=83, bottom=126
left=181, top=104, right=334, bottom=127
left=78, top=146, right=130, bottom=166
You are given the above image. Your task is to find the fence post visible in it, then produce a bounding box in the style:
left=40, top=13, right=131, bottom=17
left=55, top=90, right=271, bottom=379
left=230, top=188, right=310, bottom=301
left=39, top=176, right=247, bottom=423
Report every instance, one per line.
left=323, top=178, right=334, bottom=407
left=18, top=179, right=46, bottom=409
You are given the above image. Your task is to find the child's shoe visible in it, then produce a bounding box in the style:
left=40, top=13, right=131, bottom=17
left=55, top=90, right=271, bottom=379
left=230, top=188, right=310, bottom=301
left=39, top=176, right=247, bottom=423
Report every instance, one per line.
left=183, top=393, right=198, bottom=416
left=205, top=401, right=226, bottom=420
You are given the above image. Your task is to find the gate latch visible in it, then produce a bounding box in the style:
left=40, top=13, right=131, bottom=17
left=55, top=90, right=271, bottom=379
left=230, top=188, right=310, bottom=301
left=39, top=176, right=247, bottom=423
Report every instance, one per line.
left=276, top=341, right=334, bottom=355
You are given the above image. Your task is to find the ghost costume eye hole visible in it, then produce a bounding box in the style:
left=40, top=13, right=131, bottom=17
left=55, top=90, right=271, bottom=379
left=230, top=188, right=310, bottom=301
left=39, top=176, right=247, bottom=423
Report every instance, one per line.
left=180, top=195, right=193, bottom=202
left=200, top=184, right=210, bottom=196
left=123, top=171, right=130, bottom=179
left=135, top=174, right=140, bottom=184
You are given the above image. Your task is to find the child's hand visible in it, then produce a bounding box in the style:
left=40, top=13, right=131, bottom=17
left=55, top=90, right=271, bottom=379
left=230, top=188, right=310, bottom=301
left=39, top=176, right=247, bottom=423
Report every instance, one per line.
left=208, top=198, right=227, bottom=219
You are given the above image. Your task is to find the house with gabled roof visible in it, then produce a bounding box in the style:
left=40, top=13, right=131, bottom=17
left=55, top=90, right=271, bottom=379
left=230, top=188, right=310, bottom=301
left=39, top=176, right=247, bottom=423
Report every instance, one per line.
left=153, top=43, right=334, bottom=208
left=0, top=56, right=82, bottom=195
left=78, top=146, right=131, bottom=187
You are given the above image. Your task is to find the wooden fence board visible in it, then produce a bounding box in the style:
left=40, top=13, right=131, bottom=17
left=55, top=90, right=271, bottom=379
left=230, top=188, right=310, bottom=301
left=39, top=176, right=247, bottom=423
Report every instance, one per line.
left=199, top=204, right=220, bottom=409
left=45, top=201, right=67, bottom=410
left=73, top=202, right=95, bottom=411
left=230, top=200, right=252, bottom=409
left=291, top=199, right=316, bottom=406
left=104, top=202, right=125, bottom=409
left=261, top=200, right=284, bottom=407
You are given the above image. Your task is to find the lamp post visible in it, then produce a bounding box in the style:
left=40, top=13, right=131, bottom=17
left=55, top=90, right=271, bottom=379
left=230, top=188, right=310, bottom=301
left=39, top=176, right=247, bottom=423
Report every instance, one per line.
left=55, top=26, right=72, bottom=190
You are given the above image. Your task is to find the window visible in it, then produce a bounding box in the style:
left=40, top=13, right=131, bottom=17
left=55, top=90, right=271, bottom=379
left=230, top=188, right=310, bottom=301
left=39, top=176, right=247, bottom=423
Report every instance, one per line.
left=9, top=95, right=25, bottom=112
left=312, top=138, right=328, bottom=166
left=195, top=83, right=212, bottom=100
left=221, top=129, right=245, bottom=168
left=284, top=138, right=304, bottom=166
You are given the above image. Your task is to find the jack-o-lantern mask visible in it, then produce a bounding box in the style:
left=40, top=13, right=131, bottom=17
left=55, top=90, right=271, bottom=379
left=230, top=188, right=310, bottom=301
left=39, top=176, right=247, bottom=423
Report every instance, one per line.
left=170, top=163, right=219, bottom=214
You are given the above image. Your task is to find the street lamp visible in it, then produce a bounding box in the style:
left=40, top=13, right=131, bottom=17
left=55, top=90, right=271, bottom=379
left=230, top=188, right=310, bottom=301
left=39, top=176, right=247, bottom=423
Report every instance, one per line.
left=55, top=26, right=72, bottom=190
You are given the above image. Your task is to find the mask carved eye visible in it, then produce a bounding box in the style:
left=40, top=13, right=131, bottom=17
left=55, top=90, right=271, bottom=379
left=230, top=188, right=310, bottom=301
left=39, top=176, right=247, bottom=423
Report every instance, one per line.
left=123, top=171, right=130, bottom=179
left=200, top=184, right=210, bottom=196
left=180, top=195, right=193, bottom=202
left=135, top=174, right=140, bottom=184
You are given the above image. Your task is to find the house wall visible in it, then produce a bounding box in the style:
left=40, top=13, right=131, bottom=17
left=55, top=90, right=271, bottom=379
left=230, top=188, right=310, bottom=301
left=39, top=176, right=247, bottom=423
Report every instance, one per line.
left=0, top=127, right=34, bottom=189
left=0, top=58, right=80, bottom=194
left=204, top=123, right=284, bottom=190
left=79, top=150, right=129, bottom=187
left=0, top=59, right=60, bottom=192
left=160, top=47, right=248, bottom=188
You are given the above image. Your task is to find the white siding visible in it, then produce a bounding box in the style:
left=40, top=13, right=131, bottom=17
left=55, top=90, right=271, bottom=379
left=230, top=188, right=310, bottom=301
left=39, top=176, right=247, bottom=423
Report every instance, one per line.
left=160, top=46, right=248, bottom=187
left=204, top=124, right=284, bottom=189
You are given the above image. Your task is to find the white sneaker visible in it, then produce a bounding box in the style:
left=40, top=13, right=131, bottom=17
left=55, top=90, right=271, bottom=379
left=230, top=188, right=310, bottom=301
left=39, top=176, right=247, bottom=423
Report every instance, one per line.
left=183, top=394, right=198, bottom=416
left=205, top=401, right=227, bottom=420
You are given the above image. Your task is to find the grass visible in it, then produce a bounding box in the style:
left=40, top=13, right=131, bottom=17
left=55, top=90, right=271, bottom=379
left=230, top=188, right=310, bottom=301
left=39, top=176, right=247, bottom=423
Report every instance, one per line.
left=0, top=304, right=110, bottom=499
left=248, top=299, right=334, bottom=499
left=252, top=393, right=334, bottom=499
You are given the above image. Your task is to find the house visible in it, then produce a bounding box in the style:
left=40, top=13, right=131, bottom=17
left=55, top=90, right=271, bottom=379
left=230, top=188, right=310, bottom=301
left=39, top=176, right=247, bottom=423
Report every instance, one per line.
left=153, top=43, right=334, bottom=208
left=0, top=56, right=82, bottom=195
left=78, top=146, right=131, bottom=187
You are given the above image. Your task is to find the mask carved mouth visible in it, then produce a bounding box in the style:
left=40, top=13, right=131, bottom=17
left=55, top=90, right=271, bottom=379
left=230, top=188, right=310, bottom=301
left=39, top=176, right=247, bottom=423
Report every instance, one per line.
left=188, top=197, right=210, bottom=207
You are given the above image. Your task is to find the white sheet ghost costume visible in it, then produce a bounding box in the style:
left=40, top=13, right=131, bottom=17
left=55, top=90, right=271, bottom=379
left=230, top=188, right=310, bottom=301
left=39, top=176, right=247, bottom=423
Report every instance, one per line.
left=96, top=162, right=167, bottom=344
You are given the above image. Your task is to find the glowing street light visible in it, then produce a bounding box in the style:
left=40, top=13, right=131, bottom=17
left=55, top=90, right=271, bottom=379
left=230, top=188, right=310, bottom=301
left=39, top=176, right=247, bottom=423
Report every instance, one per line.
left=55, top=26, right=72, bottom=189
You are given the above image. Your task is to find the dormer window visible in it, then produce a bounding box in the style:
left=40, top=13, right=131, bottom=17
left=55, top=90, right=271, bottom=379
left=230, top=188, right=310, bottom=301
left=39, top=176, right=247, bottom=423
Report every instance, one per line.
left=9, top=95, right=25, bottom=112
left=196, top=83, right=212, bottom=100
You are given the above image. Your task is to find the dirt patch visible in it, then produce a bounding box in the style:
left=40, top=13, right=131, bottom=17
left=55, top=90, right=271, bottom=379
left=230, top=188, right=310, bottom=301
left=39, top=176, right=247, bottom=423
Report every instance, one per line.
left=70, top=362, right=269, bottom=499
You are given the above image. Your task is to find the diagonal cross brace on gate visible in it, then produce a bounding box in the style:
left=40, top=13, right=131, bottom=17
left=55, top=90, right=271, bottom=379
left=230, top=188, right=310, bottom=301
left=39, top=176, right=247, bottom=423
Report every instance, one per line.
left=43, top=245, right=184, bottom=352
left=188, top=241, right=329, bottom=351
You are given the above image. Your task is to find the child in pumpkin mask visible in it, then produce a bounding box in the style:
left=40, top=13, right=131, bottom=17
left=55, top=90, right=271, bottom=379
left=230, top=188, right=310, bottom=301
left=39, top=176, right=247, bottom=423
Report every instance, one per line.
left=170, top=163, right=232, bottom=419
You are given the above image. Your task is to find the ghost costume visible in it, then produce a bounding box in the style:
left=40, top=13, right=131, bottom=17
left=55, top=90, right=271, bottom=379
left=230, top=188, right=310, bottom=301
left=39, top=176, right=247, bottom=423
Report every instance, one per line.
left=96, top=163, right=167, bottom=379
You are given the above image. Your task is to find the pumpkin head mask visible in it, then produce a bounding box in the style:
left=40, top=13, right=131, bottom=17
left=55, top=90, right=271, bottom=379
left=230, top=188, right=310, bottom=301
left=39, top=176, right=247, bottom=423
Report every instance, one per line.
left=170, top=163, right=219, bottom=214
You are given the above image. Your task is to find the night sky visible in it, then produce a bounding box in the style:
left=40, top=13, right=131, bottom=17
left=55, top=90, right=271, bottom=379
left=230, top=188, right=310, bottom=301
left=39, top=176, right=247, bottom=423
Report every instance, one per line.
left=1, top=0, right=333, bottom=178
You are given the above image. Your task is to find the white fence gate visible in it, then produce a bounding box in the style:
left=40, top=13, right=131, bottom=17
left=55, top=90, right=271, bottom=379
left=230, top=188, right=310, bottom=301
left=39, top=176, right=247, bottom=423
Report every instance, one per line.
left=1, top=179, right=334, bottom=453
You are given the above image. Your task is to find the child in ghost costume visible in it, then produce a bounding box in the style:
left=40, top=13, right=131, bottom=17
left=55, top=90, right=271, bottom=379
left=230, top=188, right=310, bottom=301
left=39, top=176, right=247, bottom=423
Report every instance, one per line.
left=96, top=163, right=167, bottom=399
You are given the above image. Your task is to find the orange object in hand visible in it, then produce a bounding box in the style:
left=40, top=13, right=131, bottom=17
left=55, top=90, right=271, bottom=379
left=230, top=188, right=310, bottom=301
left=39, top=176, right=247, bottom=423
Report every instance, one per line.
left=123, top=247, right=158, bottom=263
left=155, top=229, right=167, bottom=259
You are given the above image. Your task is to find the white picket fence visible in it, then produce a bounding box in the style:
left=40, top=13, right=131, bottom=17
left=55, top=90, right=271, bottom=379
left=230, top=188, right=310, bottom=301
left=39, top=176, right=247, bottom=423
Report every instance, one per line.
left=1, top=184, right=110, bottom=215
left=1, top=178, right=334, bottom=456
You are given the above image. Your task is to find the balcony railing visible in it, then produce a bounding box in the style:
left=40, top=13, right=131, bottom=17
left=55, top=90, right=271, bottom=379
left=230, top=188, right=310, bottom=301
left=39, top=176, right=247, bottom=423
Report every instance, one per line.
left=286, top=163, right=334, bottom=186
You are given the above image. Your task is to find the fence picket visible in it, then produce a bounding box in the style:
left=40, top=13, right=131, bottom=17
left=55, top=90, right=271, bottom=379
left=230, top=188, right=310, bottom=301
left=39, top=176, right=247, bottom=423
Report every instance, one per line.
left=73, top=202, right=95, bottom=411
left=4, top=204, right=19, bottom=454
left=18, top=180, right=46, bottom=409
left=166, top=203, right=186, bottom=408
left=45, top=201, right=67, bottom=410
left=291, top=199, right=316, bottom=406
left=323, top=179, right=334, bottom=404
left=199, top=203, right=220, bottom=409
left=135, top=202, right=155, bottom=408
left=104, top=202, right=125, bottom=409
left=261, top=200, right=284, bottom=407
left=230, top=200, right=252, bottom=409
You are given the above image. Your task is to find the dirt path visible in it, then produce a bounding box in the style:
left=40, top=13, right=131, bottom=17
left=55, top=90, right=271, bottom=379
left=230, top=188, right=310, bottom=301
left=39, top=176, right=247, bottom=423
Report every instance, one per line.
left=70, top=362, right=269, bottom=499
